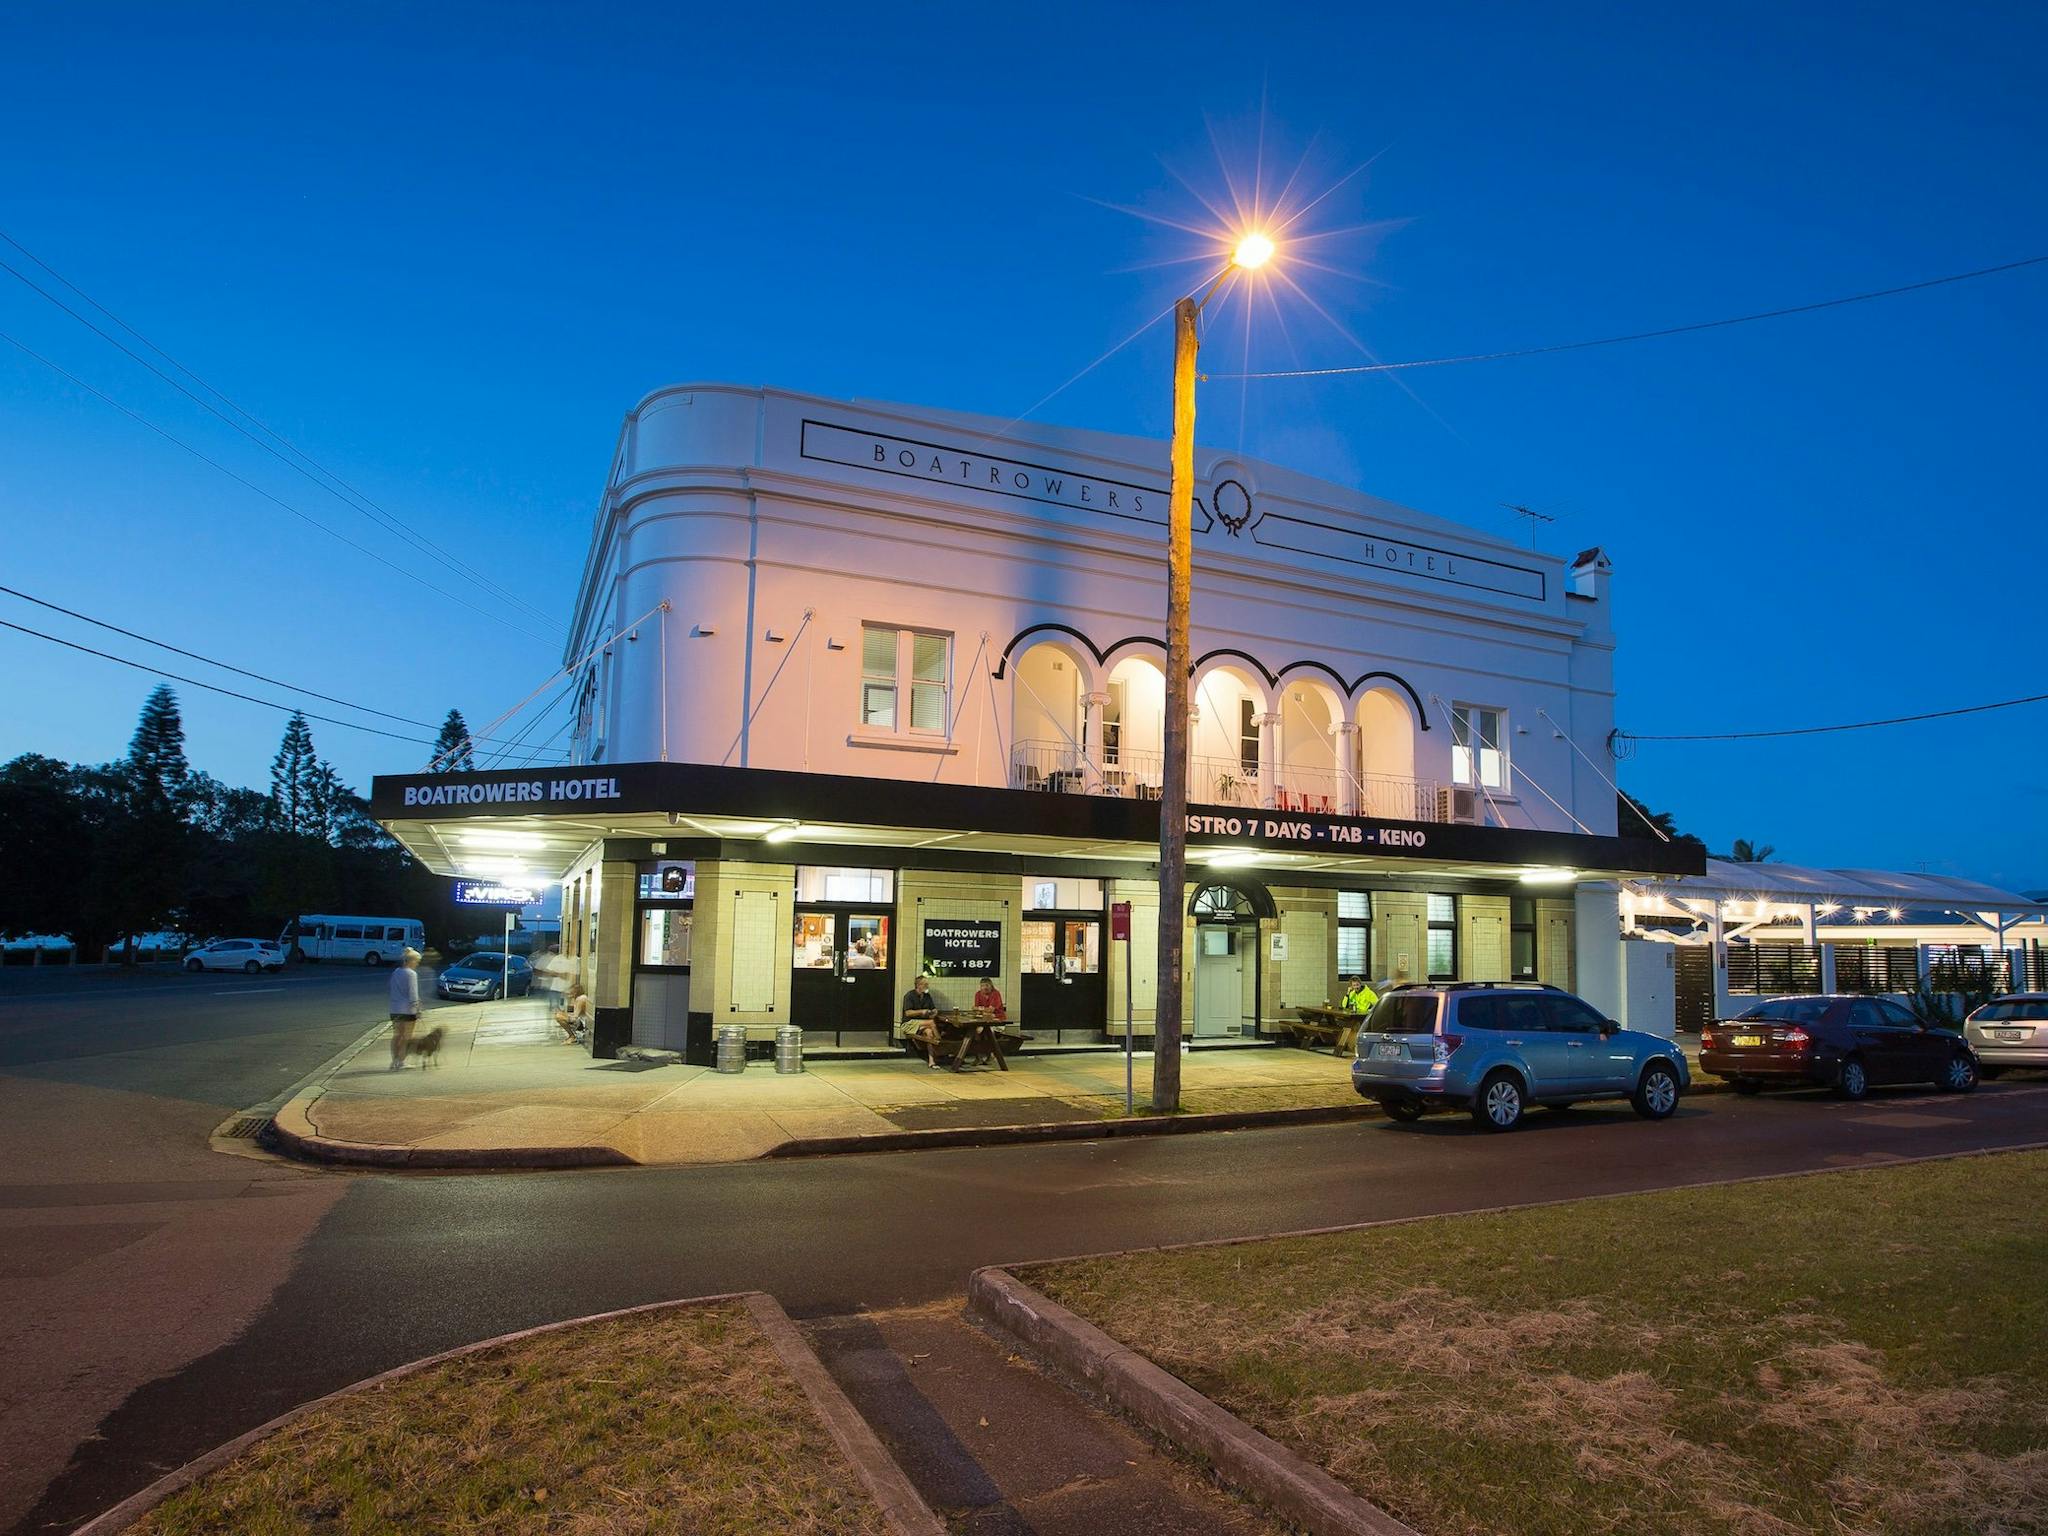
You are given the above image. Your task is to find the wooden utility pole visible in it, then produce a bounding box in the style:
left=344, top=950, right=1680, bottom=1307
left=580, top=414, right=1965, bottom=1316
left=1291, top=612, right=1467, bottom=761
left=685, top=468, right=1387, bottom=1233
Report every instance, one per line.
left=1153, top=294, right=1200, bottom=1112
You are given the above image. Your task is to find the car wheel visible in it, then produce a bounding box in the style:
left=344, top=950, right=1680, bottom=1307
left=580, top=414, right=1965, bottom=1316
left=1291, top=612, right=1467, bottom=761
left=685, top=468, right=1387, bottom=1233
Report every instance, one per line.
left=490, top=984, right=503, bottom=1001
left=1835, top=1056, right=1870, bottom=1100
left=1379, top=1097, right=1425, bottom=1122
left=1732, top=1077, right=1764, bottom=1095
left=364, top=952, right=381, bottom=967
left=1938, top=1053, right=1978, bottom=1094
left=185, top=959, right=204, bottom=973
left=243, top=960, right=261, bottom=975
left=1633, top=1061, right=1681, bottom=1120
left=1472, top=1071, right=1525, bottom=1132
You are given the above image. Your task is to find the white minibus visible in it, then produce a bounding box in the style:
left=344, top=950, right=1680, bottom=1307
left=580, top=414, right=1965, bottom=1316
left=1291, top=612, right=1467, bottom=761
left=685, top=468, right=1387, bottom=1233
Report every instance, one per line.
left=285, top=915, right=426, bottom=965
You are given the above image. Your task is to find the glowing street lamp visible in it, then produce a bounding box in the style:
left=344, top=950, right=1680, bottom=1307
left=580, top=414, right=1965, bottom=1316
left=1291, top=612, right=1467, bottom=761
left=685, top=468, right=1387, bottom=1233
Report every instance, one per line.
left=1152, top=229, right=1276, bottom=1113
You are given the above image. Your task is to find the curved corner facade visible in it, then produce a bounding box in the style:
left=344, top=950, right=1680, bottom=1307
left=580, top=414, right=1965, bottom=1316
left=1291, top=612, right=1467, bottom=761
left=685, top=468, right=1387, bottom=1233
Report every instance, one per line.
left=374, top=383, right=1698, bottom=1062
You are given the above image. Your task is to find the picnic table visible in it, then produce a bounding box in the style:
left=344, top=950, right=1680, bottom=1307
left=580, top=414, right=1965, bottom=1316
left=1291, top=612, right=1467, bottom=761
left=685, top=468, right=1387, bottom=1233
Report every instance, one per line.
left=1289, top=1005, right=1364, bottom=1055
left=906, top=1008, right=1029, bottom=1071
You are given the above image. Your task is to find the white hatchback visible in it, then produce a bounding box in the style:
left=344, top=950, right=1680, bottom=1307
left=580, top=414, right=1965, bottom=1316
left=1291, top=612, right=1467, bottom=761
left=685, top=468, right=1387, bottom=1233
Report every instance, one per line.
left=1965, top=993, right=2048, bottom=1076
left=185, top=939, right=287, bottom=975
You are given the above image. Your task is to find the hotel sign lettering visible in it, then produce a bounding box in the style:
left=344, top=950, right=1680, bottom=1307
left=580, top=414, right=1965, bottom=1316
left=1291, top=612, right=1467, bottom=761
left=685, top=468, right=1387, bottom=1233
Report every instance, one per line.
left=922, top=919, right=1002, bottom=976
left=799, top=418, right=1545, bottom=602
left=1186, top=811, right=1430, bottom=853
left=800, top=419, right=1201, bottom=531
left=400, top=774, right=622, bottom=808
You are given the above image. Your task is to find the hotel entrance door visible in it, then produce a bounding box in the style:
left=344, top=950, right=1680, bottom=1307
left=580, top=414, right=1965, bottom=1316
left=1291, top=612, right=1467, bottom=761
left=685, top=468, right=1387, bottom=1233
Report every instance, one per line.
left=1191, top=884, right=1260, bottom=1038
left=1021, top=916, right=1104, bottom=1042
left=792, top=909, right=892, bottom=1046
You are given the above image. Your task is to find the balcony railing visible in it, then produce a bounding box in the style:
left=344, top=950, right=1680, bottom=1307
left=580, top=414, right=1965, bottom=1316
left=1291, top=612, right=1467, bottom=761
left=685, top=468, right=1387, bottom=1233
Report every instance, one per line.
left=1008, top=739, right=1440, bottom=821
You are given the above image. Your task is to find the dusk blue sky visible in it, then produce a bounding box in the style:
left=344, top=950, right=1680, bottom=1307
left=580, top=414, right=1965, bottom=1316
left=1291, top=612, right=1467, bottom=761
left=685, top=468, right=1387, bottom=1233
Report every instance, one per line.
left=3, top=2, right=2044, bottom=886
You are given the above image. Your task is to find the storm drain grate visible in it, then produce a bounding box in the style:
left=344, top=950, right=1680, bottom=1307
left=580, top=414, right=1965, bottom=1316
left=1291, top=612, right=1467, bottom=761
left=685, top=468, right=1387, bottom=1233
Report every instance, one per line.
left=221, top=1114, right=272, bottom=1140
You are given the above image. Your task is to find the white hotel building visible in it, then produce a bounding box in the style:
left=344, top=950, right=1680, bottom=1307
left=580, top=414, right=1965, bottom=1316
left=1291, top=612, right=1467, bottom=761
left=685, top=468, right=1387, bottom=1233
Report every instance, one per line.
left=372, top=383, right=1700, bottom=1060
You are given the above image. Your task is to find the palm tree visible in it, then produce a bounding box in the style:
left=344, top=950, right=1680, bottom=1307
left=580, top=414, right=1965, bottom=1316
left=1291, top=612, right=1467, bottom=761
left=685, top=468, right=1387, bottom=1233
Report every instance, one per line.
left=1728, top=838, right=1777, bottom=863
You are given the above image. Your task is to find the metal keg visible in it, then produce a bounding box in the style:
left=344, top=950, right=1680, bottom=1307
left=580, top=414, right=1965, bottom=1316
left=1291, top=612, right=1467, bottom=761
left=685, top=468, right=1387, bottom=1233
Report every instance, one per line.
left=715, top=1023, right=747, bottom=1074
left=774, top=1024, right=804, bottom=1074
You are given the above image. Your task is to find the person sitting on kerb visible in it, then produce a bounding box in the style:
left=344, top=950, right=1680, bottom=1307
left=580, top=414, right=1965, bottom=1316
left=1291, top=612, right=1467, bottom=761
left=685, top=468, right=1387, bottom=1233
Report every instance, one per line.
left=901, top=974, right=942, bottom=1021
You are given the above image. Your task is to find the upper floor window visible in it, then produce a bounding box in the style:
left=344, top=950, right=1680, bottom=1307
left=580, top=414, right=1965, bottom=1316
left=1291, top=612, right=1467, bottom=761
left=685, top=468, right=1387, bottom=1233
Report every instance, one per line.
left=1238, top=699, right=1259, bottom=777
left=862, top=625, right=951, bottom=735
left=1450, top=704, right=1507, bottom=790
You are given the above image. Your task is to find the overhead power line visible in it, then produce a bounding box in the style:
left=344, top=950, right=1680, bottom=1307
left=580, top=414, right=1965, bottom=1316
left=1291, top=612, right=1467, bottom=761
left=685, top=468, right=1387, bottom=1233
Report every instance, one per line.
left=1621, top=688, right=2048, bottom=744
left=0, top=615, right=501, bottom=751
left=0, top=582, right=561, bottom=755
left=0, top=231, right=559, bottom=632
left=1203, top=254, right=2048, bottom=380
left=0, top=329, right=559, bottom=646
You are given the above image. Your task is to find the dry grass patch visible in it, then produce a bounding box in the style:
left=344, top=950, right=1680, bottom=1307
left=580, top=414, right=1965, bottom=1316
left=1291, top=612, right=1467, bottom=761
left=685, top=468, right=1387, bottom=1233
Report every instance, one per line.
left=1034, top=1150, right=2048, bottom=1536
left=131, top=1300, right=889, bottom=1536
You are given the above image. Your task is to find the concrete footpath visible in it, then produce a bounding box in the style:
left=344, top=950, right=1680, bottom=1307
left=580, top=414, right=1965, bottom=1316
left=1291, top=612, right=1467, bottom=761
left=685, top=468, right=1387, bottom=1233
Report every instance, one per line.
left=270, top=1000, right=1384, bottom=1169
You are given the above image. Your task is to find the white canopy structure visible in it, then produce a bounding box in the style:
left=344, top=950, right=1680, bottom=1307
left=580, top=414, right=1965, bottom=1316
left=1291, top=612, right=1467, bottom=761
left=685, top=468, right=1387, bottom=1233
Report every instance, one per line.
left=1629, top=861, right=2048, bottom=921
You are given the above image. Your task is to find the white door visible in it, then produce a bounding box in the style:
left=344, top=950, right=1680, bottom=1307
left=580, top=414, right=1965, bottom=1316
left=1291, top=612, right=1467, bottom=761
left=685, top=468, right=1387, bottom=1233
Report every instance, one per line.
left=1193, top=926, right=1243, bottom=1037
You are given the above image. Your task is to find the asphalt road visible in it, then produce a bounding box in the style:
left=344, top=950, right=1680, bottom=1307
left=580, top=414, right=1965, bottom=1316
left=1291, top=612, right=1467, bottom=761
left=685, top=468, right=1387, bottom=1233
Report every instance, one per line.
left=5, top=968, right=2046, bottom=1534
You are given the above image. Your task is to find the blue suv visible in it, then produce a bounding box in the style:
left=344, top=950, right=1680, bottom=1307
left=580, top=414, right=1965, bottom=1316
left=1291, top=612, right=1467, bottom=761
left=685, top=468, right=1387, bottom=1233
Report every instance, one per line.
left=1351, top=982, right=1689, bottom=1131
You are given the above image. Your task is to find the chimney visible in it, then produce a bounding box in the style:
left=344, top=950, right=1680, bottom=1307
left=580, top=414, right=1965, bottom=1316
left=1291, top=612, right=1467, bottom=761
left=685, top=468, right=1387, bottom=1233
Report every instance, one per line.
left=1570, top=546, right=1613, bottom=602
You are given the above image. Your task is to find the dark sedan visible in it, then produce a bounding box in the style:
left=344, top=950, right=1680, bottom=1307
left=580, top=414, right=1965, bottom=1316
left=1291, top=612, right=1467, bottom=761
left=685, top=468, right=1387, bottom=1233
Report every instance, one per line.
left=1700, top=995, right=1978, bottom=1099
left=435, top=953, right=533, bottom=1002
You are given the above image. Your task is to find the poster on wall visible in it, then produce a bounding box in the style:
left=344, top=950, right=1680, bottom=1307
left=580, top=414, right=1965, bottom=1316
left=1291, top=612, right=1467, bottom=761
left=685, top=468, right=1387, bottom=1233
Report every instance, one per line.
left=922, top=919, right=1002, bottom=976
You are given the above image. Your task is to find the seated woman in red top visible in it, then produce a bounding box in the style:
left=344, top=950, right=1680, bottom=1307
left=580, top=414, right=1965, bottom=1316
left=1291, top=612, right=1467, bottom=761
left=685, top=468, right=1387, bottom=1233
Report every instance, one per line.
left=973, top=978, right=1007, bottom=1019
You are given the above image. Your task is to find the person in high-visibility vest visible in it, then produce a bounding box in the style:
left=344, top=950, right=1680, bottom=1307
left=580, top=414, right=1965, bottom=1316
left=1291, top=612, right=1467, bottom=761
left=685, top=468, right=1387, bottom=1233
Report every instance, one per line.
left=1341, top=975, right=1379, bottom=1014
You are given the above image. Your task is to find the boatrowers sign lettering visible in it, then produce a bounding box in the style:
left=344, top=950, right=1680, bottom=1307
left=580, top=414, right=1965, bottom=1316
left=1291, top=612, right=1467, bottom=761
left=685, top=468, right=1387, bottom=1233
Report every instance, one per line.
left=799, top=418, right=1204, bottom=532
left=401, top=775, right=622, bottom=808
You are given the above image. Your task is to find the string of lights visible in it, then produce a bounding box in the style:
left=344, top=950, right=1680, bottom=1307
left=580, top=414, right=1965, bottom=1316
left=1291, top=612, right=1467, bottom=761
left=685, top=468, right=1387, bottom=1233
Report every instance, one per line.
left=1201, top=254, right=2048, bottom=380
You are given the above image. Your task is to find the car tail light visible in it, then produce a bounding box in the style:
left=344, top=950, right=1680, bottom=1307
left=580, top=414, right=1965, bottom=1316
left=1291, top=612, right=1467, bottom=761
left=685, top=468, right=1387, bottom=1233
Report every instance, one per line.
left=1782, top=1027, right=1812, bottom=1050
left=1433, top=1033, right=1464, bottom=1063
left=1700, top=1027, right=1719, bottom=1049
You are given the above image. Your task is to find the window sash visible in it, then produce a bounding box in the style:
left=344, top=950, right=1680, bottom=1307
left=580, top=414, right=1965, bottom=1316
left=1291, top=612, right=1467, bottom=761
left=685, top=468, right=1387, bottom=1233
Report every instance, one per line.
left=862, top=627, right=950, bottom=734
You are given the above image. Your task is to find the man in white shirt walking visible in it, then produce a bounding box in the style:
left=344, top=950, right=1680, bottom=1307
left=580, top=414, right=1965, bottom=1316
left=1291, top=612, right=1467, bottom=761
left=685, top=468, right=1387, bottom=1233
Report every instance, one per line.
left=389, top=947, right=424, bottom=1070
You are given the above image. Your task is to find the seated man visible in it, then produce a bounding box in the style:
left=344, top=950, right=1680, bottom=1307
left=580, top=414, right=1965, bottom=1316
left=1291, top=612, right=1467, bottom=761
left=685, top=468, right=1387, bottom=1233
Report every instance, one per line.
left=1341, top=975, right=1379, bottom=1014
left=972, top=977, right=1007, bottom=1020
left=845, top=938, right=879, bottom=969
left=901, top=973, right=942, bottom=1022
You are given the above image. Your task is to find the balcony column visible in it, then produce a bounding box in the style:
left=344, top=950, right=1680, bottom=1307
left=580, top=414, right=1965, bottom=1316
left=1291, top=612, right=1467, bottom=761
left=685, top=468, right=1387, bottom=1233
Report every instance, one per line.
left=1332, top=721, right=1361, bottom=817
left=1081, top=691, right=1107, bottom=792
left=1256, top=712, right=1281, bottom=810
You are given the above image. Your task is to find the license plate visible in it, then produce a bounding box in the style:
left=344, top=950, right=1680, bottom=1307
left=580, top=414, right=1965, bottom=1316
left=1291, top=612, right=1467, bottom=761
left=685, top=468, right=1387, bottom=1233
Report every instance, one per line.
left=1733, top=1034, right=1765, bottom=1047
left=1994, top=1028, right=2027, bottom=1042
left=1373, top=1041, right=1405, bottom=1060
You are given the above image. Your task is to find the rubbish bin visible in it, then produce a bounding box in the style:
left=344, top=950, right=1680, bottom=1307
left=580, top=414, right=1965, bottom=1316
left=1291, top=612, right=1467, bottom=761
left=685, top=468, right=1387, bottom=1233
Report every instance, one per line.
left=774, top=1024, right=804, bottom=1074
left=715, top=1023, right=747, bottom=1074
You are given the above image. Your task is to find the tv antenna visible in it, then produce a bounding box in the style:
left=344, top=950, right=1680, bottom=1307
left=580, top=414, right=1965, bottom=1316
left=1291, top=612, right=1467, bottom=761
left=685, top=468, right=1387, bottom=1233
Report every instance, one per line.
left=1502, top=502, right=1556, bottom=548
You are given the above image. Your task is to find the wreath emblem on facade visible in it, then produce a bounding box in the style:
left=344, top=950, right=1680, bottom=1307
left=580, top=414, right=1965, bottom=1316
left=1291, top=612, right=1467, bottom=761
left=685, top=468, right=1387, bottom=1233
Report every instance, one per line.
left=1212, top=478, right=1255, bottom=536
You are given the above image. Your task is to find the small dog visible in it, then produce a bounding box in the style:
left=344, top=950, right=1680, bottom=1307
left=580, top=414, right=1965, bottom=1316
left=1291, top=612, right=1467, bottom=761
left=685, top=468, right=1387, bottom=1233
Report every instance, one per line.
left=404, top=1025, right=446, bottom=1068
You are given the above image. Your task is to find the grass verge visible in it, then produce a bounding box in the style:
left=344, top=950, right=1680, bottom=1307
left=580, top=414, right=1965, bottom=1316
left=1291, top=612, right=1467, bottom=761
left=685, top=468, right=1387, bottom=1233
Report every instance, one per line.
left=131, top=1301, right=889, bottom=1536
left=1031, top=1149, right=2048, bottom=1536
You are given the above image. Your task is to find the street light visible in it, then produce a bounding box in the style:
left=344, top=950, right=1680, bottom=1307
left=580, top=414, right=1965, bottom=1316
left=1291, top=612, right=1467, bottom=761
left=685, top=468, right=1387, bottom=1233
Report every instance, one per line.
left=1153, top=230, right=1276, bottom=1113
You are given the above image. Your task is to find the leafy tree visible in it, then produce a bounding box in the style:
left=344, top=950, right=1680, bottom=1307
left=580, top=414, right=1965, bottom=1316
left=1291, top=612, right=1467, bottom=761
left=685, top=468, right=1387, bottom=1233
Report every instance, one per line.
left=0, top=755, right=94, bottom=943
left=127, top=685, right=191, bottom=808
left=431, top=709, right=476, bottom=771
left=269, top=713, right=319, bottom=834
left=1617, top=792, right=1707, bottom=852
left=1728, top=839, right=1778, bottom=863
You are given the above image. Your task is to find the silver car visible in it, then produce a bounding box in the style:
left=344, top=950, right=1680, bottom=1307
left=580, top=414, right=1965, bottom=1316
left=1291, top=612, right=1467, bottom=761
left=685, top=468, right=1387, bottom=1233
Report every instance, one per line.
left=1351, top=982, right=1689, bottom=1131
left=1964, top=993, right=2048, bottom=1076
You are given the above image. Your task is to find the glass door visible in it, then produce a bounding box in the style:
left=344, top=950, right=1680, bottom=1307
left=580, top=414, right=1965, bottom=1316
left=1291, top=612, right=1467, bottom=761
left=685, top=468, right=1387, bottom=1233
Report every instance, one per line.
left=1021, top=916, right=1105, bottom=1042
left=791, top=909, right=894, bottom=1045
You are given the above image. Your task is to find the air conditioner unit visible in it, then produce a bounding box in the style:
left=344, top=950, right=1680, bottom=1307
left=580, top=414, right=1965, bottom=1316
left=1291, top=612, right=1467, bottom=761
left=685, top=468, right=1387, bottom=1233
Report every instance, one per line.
left=1437, top=786, right=1483, bottom=825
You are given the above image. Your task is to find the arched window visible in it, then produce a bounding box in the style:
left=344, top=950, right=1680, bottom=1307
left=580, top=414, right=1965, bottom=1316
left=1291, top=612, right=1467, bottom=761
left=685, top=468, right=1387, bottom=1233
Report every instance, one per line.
left=1191, top=885, right=1257, bottom=923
